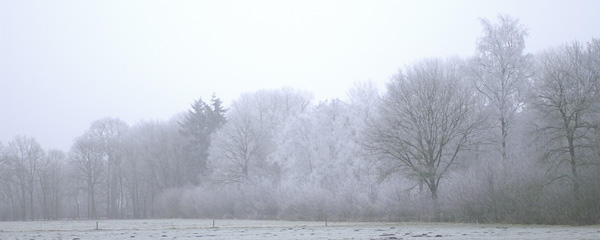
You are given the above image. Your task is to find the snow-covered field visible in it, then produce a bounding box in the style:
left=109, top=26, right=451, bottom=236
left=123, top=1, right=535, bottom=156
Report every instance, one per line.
left=0, top=219, right=598, bottom=240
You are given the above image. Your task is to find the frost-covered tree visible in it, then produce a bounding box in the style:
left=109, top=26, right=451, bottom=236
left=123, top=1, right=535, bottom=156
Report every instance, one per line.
left=209, top=88, right=311, bottom=186
left=0, top=143, right=18, bottom=220
left=278, top=99, right=354, bottom=189
left=5, top=136, right=45, bottom=221
left=129, top=120, right=184, bottom=189
left=529, top=39, right=600, bottom=203
left=70, top=133, right=105, bottom=219
left=275, top=98, right=375, bottom=219
left=0, top=142, right=11, bottom=220
left=209, top=109, right=266, bottom=185
left=122, top=122, right=157, bottom=218
left=86, top=118, right=129, bottom=218
left=37, top=149, right=65, bottom=220
left=366, top=58, right=483, bottom=221
left=347, top=81, right=383, bottom=205
left=348, top=80, right=380, bottom=127
left=119, top=118, right=190, bottom=219
left=470, top=15, right=532, bottom=163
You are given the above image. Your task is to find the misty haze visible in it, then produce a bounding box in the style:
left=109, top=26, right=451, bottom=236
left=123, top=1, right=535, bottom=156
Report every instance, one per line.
left=1, top=1, right=600, bottom=240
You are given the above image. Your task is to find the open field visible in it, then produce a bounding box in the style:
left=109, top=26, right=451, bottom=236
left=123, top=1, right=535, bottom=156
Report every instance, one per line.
left=0, top=219, right=598, bottom=240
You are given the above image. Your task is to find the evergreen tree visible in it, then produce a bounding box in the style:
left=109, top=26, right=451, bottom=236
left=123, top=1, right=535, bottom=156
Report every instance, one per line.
left=179, top=94, right=227, bottom=185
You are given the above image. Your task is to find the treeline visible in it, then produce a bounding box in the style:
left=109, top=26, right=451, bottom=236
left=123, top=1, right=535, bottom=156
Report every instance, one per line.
left=1, top=15, right=599, bottom=224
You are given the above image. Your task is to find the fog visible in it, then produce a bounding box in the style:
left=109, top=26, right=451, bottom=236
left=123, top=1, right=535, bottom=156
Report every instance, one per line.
left=1, top=1, right=600, bottom=225
left=2, top=0, right=600, bottom=151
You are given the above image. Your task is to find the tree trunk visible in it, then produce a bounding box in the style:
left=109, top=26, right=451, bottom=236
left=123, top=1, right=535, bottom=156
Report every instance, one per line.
left=567, top=135, right=582, bottom=221
left=21, top=187, right=27, bottom=221
left=488, top=169, right=499, bottom=223
left=429, top=179, right=440, bottom=222
left=89, top=178, right=96, bottom=220
left=91, top=188, right=96, bottom=219
left=106, top=161, right=112, bottom=219
left=29, top=186, right=35, bottom=220
left=568, top=137, right=580, bottom=199
left=500, top=116, right=508, bottom=163
left=432, top=190, right=440, bottom=222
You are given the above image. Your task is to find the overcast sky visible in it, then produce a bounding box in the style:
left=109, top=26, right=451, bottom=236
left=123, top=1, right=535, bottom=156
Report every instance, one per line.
left=1, top=0, right=599, bottom=151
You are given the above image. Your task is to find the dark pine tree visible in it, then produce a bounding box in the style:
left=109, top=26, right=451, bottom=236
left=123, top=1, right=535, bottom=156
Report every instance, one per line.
left=179, top=94, right=227, bottom=185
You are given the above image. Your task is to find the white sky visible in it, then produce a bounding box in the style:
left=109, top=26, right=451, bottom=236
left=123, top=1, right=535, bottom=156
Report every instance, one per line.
left=1, top=0, right=599, bottom=151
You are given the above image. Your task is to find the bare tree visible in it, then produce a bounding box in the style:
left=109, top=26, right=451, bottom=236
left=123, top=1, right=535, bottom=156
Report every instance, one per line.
left=0, top=142, right=18, bottom=220
left=348, top=80, right=380, bottom=127
left=347, top=81, right=383, bottom=206
left=210, top=111, right=263, bottom=185
left=37, top=149, right=65, bottom=220
left=70, top=133, right=105, bottom=219
left=6, top=136, right=45, bottom=221
left=209, top=88, right=312, bottom=186
left=1, top=152, right=24, bottom=220
left=470, top=15, right=532, bottom=163
left=366, top=58, right=483, bottom=221
left=86, top=118, right=129, bottom=219
left=124, top=118, right=192, bottom=218
left=277, top=99, right=355, bottom=192
left=121, top=126, right=152, bottom=219
left=529, top=39, right=600, bottom=203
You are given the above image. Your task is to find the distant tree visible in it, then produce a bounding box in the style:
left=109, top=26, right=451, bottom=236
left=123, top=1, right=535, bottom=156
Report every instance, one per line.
left=209, top=109, right=263, bottom=185
left=123, top=119, right=186, bottom=218
left=70, top=133, right=105, bottom=219
left=470, top=15, right=532, bottom=163
left=366, top=58, right=483, bottom=221
left=121, top=126, right=150, bottom=219
left=156, top=118, right=188, bottom=189
left=1, top=145, right=27, bottom=221
left=37, top=149, right=65, bottom=220
left=347, top=81, right=383, bottom=205
left=278, top=99, right=355, bottom=191
left=0, top=142, right=17, bottom=220
left=5, top=136, right=45, bottom=221
left=86, top=118, right=129, bottom=219
left=179, top=94, right=227, bottom=185
left=529, top=39, right=600, bottom=207
left=347, top=80, right=380, bottom=127
left=209, top=88, right=311, bottom=186
left=275, top=98, right=380, bottom=219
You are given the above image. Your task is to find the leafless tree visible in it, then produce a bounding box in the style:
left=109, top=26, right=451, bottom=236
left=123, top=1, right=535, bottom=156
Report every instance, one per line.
left=87, top=118, right=129, bottom=218
left=70, top=133, right=105, bottom=219
left=0, top=142, right=18, bottom=220
left=366, top=58, right=483, bottom=221
left=36, top=149, right=65, bottom=220
left=210, top=112, right=262, bottom=185
left=529, top=39, right=600, bottom=203
left=5, top=136, right=45, bottom=221
left=209, top=88, right=312, bottom=186
left=470, top=15, right=532, bottom=163
left=123, top=119, right=189, bottom=218
left=347, top=81, right=383, bottom=205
